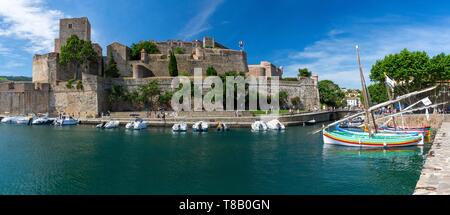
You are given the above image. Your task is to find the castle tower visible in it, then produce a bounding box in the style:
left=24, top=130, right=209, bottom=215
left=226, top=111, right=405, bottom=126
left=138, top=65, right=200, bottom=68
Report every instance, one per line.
left=55, top=17, right=91, bottom=53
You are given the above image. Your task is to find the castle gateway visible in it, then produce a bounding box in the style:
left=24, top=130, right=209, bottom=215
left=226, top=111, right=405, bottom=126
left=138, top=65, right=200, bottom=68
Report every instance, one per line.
left=0, top=17, right=320, bottom=117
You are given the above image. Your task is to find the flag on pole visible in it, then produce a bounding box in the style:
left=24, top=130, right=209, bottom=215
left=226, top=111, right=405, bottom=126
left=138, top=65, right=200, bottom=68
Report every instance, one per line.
left=239, top=41, right=244, bottom=50
left=384, top=74, right=396, bottom=89
left=421, top=97, right=432, bottom=106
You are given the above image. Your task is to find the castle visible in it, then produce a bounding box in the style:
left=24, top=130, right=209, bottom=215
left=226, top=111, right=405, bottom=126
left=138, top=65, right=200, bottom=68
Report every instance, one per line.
left=0, top=17, right=320, bottom=117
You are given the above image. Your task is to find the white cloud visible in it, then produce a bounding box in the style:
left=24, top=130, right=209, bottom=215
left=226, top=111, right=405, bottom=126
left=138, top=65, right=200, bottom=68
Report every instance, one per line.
left=280, top=17, right=450, bottom=88
left=2, top=60, right=25, bottom=69
left=178, top=0, right=224, bottom=39
left=0, top=0, right=64, bottom=54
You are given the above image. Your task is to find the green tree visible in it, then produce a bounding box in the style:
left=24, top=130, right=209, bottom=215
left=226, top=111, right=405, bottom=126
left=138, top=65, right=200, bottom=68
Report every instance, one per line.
left=168, top=51, right=178, bottom=77
left=367, top=83, right=388, bottom=104
left=104, top=56, right=121, bottom=78
left=279, top=91, right=289, bottom=109
left=109, top=85, right=126, bottom=102
left=318, top=80, right=345, bottom=107
left=158, top=91, right=174, bottom=110
left=206, top=66, right=218, bottom=76
left=76, top=80, right=84, bottom=90
left=298, top=68, right=312, bottom=78
left=173, top=47, right=185, bottom=54
left=370, top=49, right=432, bottom=92
left=60, top=35, right=98, bottom=80
left=291, top=96, right=302, bottom=109
left=140, top=80, right=161, bottom=110
left=429, top=53, right=450, bottom=81
left=130, top=41, right=160, bottom=60
left=66, top=78, right=75, bottom=89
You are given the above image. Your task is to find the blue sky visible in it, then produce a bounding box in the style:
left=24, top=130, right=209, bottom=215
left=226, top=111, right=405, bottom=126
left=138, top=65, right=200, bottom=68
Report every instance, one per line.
left=1, top=0, right=450, bottom=88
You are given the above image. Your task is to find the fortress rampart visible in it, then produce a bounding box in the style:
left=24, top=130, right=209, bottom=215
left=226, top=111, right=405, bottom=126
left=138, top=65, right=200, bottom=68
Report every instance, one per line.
left=1, top=17, right=320, bottom=117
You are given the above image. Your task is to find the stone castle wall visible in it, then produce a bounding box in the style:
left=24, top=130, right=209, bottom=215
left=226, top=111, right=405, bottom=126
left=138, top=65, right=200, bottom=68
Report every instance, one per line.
left=279, top=79, right=320, bottom=110
left=49, top=73, right=104, bottom=118
left=0, top=82, right=50, bottom=114
left=102, top=77, right=320, bottom=112
left=55, top=17, right=91, bottom=53
left=32, top=53, right=60, bottom=84
left=130, top=49, right=248, bottom=77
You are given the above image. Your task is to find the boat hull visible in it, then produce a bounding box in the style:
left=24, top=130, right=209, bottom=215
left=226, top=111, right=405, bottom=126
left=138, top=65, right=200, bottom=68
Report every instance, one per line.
left=323, top=131, right=423, bottom=148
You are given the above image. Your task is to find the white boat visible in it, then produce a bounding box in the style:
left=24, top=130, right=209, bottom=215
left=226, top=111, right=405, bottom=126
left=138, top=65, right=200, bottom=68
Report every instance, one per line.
left=216, top=122, right=229, bottom=131
left=305, top=119, right=316, bottom=125
left=193, top=121, right=208, bottom=132
left=133, top=120, right=147, bottom=130
left=1, top=116, right=18, bottom=124
left=96, top=122, right=107, bottom=128
left=126, top=118, right=147, bottom=130
left=32, top=114, right=55, bottom=125
left=55, top=116, right=79, bottom=126
left=266, top=119, right=285, bottom=130
left=104, top=120, right=120, bottom=129
left=15, top=116, right=32, bottom=125
left=251, top=121, right=268, bottom=131
left=172, top=122, right=187, bottom=132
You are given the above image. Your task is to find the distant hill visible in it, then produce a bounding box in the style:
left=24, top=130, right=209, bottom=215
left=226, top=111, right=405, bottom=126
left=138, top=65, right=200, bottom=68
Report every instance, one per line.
left=0, top=76, right=32, bottom=82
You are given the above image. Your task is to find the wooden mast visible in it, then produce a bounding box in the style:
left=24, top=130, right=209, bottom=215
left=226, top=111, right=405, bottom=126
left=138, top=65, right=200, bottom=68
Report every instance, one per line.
left=356, top=46, right=377, bottom=135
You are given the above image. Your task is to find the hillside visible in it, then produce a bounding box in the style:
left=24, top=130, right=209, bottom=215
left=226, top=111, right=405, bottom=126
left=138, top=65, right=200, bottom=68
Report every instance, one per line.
left=0, top=76, right=32, bottom=82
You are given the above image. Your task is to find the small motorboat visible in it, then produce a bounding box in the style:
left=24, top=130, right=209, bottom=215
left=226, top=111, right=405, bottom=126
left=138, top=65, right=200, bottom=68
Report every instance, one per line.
left=104, top=121, right=120, bottom=129
left=216, top=122, right=229, bottom=132
left=55, top=116, right=79, bottom=126
left=193, top=121, right=208, bottom=132
left=15, top=116, right=33, bottom=125
left=32, top=114, right=55, bottom=125
left=1, top=116, right=18, bottom=124
left=172, top=122, right=187, bottom=132
left=305, top=119, right=316, bottom=125
left=134, top=120, right=147, bottom=130
left=251, top=121, right=268, bottom=131
left=96, top=121, right=107, bottom=128
left=126, top=118, right=147, bottom=130
left=266, top=119, right=285, bottom=130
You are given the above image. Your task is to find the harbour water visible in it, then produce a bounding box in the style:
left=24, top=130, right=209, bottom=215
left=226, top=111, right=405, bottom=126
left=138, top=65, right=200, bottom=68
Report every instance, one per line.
left=0, top=124, right=428, bottom=195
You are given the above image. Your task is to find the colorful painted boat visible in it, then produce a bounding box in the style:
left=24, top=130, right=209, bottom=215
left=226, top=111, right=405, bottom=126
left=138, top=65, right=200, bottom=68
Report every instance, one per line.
left=322, top=130, right=423, bottom=148
left=335, top=124, right=420, bottom=136
left=378, top=125, right=431, bottom=136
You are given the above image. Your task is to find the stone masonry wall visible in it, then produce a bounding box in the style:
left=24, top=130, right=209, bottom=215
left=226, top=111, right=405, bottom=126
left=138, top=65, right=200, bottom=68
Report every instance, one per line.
left=0, top=82, right=50, bottom=115
left=49, top=73, right=103, bottom=118
left=103, top=77, right=320, bottom=112
left=130, top=49, right=248, bottom=77
left=32, top=53, right=59, bottom=84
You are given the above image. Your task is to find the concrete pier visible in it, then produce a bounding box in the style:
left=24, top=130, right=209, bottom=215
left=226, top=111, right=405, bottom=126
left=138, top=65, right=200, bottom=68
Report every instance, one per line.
left=414, top=121, right=450, bottom=195
left=78, top=110, right=354, bottom=128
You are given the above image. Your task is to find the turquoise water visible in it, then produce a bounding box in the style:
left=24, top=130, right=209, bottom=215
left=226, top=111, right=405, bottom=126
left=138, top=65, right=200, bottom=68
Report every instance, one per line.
left=0, top=124, right=428, bottom=195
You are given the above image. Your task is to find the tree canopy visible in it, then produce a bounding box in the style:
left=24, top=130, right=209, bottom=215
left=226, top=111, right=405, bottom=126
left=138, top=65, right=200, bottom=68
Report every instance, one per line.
left=130, top=41, right=160, bottom=60
left=318, top=80, right=345, bottom=107
left=298, top=68, right=312, bottom=78
left=168, top=51, right=178, bottom=77
left=370, top=48, right=450, bottom=93
left=279, top=91, right=289, bottom=109
left=104, top=56, right=121, bottom=78
left=60, top=35, right=98, bottom=80
left=367, top=83, right=388, bottom=104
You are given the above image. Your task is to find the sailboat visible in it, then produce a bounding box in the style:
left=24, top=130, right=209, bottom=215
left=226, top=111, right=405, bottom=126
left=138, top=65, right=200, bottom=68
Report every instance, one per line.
left=321, top=46, right=426, bottom=148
